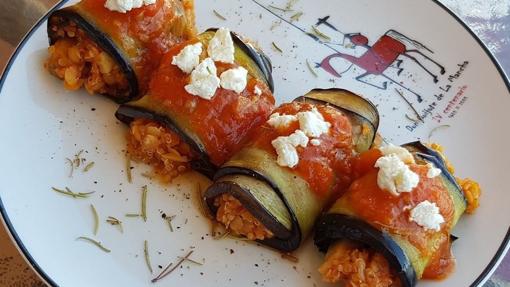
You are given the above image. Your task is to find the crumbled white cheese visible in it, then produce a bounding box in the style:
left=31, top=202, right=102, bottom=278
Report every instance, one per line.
left=184, top=58, right=220, bottom=100
left=254, top=85, right=262, bottom=96
left=379, top=143, right=415, bottom=164
left=207, top=27, right=235, bottom=64
left=220, top=67, right=248, bottom=94
left=409, top=200, right=445, bottom=231
left=310, top=139, right=321, bottom=146
left=296, top=108, right=331, bottom=138
left=375, top=154, right=420, bottom=196
left=271, top=130, right=309, bottom=168
left=426, top=163, right=442, bottom=178
left=171, top=42, right=203, bottom=73
left=267, top=113, right=298, bottom=129
left=104, top=0, right=156, bottom=13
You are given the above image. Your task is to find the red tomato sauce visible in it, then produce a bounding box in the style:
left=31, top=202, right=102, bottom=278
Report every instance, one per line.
left=143, top=40, right=275, bottom=166
left=345, top=149, right=456, bottom=279
left=78, top=0, right=194, bottom=92
left=250, top=102, right=354, bottom=198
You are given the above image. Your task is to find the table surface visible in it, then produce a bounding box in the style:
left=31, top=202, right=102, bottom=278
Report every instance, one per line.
left=0, top=0, right=509, bottom=286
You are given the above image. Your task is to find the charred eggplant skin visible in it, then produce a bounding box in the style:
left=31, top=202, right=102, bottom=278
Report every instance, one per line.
left=204, top=90, right=380, bottom=252
left=115, top=29, right=275, bottom=178
left=295, top=89, right=379, bottom=152
left=314, top=214, right=417, bottom=287
left=115, top=105, right=216, bottom=178
left=47, top=8, right=138, bottom=103
left=207, top=167, right=301, bottom=252
left=402, top=141, right=466, bottom=203
left=314, top=141, right=466, bottom=286
left=206, top=28, right=274, bottom=92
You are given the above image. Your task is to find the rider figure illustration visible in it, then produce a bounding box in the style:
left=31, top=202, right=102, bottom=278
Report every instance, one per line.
left=315, top=16, right=446, bottom=103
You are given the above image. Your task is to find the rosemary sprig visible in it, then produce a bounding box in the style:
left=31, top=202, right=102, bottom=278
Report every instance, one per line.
left=213, top=9, right=226, bottom=21
left=106, top=216, right=123, bottom=233
left=76, top=236, right=111, bottom=253
left=272, top=42, right=283, bottom=53
left=91, top=204, right=99, bottom=235
left=66, top=158, right=74, bottom=178
left=151, top=250, right=194, bottom=283
left=83, top=161, right=95, bottom=172
left=52, top=187, right=95, bottom=198
left=144, top=240, right=153, bottom=273
left=165, top=215, right=176, bottom=232
left=125, top=186, right=148, bottom=221
left=74, top=149, right=84, bottom=168
left=141, top=185, right=148, bottom=222
left=306, top=59, right=318, bottom=77
left=126, top=155, right=132, bottom=183
left=270, top=21, right=282, bottom=31
left=311, top=25, right=331, bottom=41
left=268, top=5, right=293, bottom=12
left=285, top=0, right=298, bottom=10
left=178, top=256, right=203, bottom=265
left=290, top=11, right=303, bottom=22
left=428, top=125, right=451, bottom=140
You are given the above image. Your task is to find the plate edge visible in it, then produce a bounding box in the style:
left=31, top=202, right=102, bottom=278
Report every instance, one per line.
left=0, top=0, right=508, bottom=286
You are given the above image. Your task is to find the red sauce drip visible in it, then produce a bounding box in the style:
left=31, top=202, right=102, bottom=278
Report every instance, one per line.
left=146, top=41, right=275, bottom=166
left=251, top=102, right=353, bottom=198
left=346, top=149, right=456, bottom=279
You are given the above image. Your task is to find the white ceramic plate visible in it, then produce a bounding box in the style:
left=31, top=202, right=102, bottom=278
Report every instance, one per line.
left=1, top=0, right=510, bottom=286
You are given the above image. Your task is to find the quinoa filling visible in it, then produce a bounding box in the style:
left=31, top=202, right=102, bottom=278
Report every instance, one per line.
left=214, top=194, right=274, bottom=240
left=318, top=241, right=401, bottom=287
left=46, top=17, right=130, bottom=98
left=127, top=119, right=194, bottom=183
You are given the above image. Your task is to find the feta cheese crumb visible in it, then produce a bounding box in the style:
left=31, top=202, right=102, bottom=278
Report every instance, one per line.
left=171, top=42, right=203, bottom=73
left=271, top=130, right=309, bottom=168
left=184, top=58, right=220, bottom=100
left=310, top=139, right=321, bottom=146
left=207, top=27, right=235, bottom=63
left=426, top=163, right=442, bottom=178
left=254, top=85, right=262, bottom=96
left=375, top=154, right=420, bottom=196
left=409, top=200, right=445, bottom=231
left=296, top=108, right=331, bottom=138
left=267, top=113, right=298, bottom=128
left=104, top=0, right=156, bottom=13
left=379, top=143, right=415, bottom=164
left=220, top=67, right=248, bottom=93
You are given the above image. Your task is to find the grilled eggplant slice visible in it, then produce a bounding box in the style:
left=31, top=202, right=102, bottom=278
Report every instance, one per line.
left=204, top=89, right=379, bottom=252
left=314, top=142, right=471, bottom=286
left=115, top=29, right=275, bottom=179
left=46, top=0, right=196, bottom=103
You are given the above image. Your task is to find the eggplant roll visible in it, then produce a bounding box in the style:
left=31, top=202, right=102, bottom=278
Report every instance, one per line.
left=46, top=0, right=196, bottom=103
left=203, top=89, right=379, bottom=252
left=314, top=142, right=481, bottom=286
left=115, top=29, right=275, bottom=182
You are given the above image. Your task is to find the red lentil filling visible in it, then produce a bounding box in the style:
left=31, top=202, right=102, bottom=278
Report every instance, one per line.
left=45, top=18, right=130, bottom=98
left=214, top=194, right=274, bottom=240
left=126, top=119, right=194, bottom=183
left=318, top=241, right=401, bottom=287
